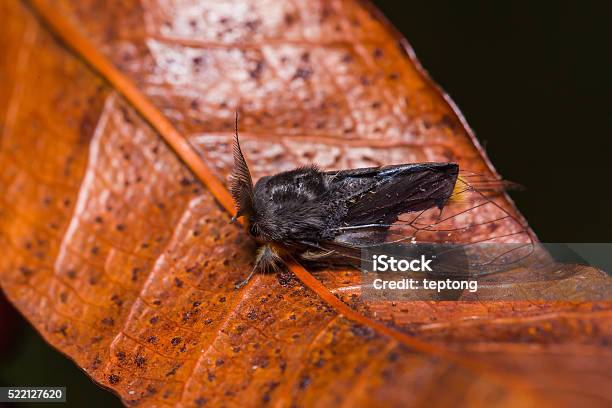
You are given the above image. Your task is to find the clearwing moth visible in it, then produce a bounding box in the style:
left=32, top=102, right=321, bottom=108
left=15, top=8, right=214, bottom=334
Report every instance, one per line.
left=229, top=122, right=533, bottom=289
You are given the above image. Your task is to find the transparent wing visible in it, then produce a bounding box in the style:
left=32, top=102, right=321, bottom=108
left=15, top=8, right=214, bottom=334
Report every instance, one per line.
left=302, top=170, right=547, bottom=277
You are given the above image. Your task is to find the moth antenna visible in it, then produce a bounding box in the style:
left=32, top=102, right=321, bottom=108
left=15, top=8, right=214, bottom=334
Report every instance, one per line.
left=235, top=109, right=239, bottom=139
left=229, top=111, right=254, bottom=221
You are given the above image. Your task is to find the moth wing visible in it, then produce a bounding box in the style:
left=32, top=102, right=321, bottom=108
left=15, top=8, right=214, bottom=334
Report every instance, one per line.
left=289, top=163, right=460, bottom=268
left=324, top=162, right=459, bottom=227
left=314, top=167, right=540, bottom=276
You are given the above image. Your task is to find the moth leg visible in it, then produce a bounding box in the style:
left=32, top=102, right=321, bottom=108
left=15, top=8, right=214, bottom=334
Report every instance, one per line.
left=234, top=245, right=283, bottom=289
left=234, top=264, right=257, bottom=290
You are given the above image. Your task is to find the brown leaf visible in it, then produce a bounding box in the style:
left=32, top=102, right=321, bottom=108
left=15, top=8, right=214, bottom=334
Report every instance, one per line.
left=1, top=1, right=610, bottom=407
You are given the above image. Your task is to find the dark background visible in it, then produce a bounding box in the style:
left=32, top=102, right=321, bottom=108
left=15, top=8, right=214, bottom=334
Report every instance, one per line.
left=1, top=1, right=610, bottom=407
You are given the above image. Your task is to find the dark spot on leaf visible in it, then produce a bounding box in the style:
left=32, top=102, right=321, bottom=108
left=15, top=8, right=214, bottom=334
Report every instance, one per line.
left=171, top=337, right=181, bottom=346
left=174, top=278, right=183, bottom=287
left=244, top=19, right=261, bottom=31
left=116, top=351, right=126, bottom=361
left=19, top=266, right=33, bottom=277
left=119, top=105, right=133, bottom=124
left=101, top=317, right=114, bottom=326
left=299, top=375, right=311, bottom=389
left=131, top=267, right=140, bottom=282
left=79, top=111, right=97, bottom=145
left=439, top=114, right=456, bottom=129
left=387, top=351, right=400, bottom=362
left=292, top=67, right=312, bottom=81
left=108, top=374, right=120, bottom=384
left=249, top=60, right=265, bottom=80
left=148, top=336, right=158, bottom=344
left=135, top=355, right=145, bottom=367
left=91, top=356, right=102, bottom=369
left=351, top=324, right=375, bottom=339
left=276, top=270, right=294, bottom=287
left=284, top=13, right=295, bottom=26
left=252, top=355, right=269, bottom=369
left=215, top=358, right=224, bottom=367
left=110, top=294, right=123, bottom=307
left=149, top=316, right=159, bottom=324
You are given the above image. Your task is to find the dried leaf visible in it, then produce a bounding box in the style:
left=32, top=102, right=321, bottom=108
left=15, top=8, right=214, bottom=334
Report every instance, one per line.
left=1, top=1, right=610, bottom=407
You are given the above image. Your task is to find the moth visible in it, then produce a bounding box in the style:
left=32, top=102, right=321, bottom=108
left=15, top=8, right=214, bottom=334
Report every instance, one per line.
left=228, top=131, right=479, bottom=288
